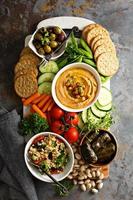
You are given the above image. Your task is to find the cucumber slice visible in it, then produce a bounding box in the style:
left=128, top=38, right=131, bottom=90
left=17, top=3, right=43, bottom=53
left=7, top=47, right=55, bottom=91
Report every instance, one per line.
left=87, top=109, right=101, bottom=124
left=78, top=114, right=85, bottom=129
left=98, top=87, right=112, bottom=106
left=38, top=73, right=55, bottom=85
left=81, top=109, right=88, bottom=123
left=91, top=104, right=106, bottom=118
left=38, top=82, right=52, bottom=94
left=95, top=101, right=112, bottom=111
left=39, top=61, right=59, bottom=73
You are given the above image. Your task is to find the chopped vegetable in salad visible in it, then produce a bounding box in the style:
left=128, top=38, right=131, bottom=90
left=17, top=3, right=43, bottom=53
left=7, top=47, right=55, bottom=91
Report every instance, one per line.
left=28, top=135, right=69, bottom=174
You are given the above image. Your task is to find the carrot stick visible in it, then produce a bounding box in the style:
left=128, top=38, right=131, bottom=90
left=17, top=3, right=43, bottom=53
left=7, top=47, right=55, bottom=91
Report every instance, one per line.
left=23, top=93, right=40, bottom=106
left=32, top=94, right=46, bottom=104
left=32, top=104, right=47, bottom=119
left=42, top=98, right=53, bottom=112
left=47, top=100, right=55, bottom=111
left=22, top=98, right=26, bottom=103
left=30, top=107, right=35, bottom=113
left=37, top=95, right=51, bottom=109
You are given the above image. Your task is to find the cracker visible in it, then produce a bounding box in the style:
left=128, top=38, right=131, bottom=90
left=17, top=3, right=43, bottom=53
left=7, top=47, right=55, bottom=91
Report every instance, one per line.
left=86, top=26, right=109, bottom=45
left=14, top=61, right=37, bottom=75
left=14, top=74, right=38, bottom=98
left=96, top=52, right=119, bottom=76
left=82, top=24, right=100, bottom=40
left=90, top=35, right=106, bottom=49
left=94, top=44, right=116, bottom=61
left=93, top=38, right=115, bottom=52
left=20, top=53, right=40, bottom=65
left=14, top=68, right=38, bottom=80
left=20, top=47, right=34, bottom=57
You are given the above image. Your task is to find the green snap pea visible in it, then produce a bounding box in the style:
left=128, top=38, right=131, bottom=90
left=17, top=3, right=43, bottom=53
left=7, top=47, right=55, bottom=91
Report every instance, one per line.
left=78, top=48, right=93, bottom=59
left=83, top=58, right=96, bottom=68
left=58, top=57, right=68, bottom=69
left=80, top=38, right=93, bottom=59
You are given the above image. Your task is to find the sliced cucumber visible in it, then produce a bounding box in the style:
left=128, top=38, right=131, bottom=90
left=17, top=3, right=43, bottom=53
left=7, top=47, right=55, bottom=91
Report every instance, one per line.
left=98, top=87, right=112, bottom=106
left=81, top=109, right=88, bottom=123
left=78, top=114, right=85, bottom=129
left=87, top=109, right=101, bottom=124
left=91, top=104, right=106, bottom=118
left=95, top=101, right=112, bottom=111
left=38, top=73, right=55, bottom=85
left=38, top=82, right=52, bottom=94
left=39, top=61, right=59, bottom=73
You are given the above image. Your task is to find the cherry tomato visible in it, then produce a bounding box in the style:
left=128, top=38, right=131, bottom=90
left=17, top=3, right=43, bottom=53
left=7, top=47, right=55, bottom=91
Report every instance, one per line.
left=64, top=127, right=79, bottom=144
left=51, top=106, right=64, bottom=120
left=32, top=135, right=44, bottom=144
left=65, top=112, right=79, bottom=125
left=51, top=120, right=65, bottom=134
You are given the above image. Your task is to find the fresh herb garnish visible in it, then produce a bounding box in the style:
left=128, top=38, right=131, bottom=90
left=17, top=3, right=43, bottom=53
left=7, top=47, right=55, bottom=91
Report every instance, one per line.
left=19, top=113, right=49, bottom=136
left=54, top=179, right=74, bottom=197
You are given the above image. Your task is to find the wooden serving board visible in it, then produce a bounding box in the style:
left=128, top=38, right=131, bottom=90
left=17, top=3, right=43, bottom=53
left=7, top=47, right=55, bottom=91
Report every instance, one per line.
left=24, top=17, right=110, bottom=179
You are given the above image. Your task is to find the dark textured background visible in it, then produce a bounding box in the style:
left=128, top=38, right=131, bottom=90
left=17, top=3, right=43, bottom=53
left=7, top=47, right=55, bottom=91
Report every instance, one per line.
left=0, top=0, right=133, bottom=199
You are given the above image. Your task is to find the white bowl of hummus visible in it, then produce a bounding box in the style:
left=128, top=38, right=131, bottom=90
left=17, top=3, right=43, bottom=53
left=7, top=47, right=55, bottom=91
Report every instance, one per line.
left=52, top=63, right=101, bottom=112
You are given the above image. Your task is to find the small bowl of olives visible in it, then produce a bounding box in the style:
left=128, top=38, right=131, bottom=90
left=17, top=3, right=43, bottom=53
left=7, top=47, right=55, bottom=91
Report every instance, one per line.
left=28, top=26, right=67, bottom=59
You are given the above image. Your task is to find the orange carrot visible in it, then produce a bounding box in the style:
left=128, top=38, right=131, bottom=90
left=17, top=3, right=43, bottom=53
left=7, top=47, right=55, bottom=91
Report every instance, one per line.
left=47, top=100, right=55, bottom=111
left=42, top=98, right=53, bottom=112
left=30, top=107, right=35, bottom=113
left=22, top=98, right=26, bottom=102
left=23, top=93, right=40, bottom=106
left=47, top=112, right=52, bottom=125
left=32, top=104, right=47, bottom=119
left=32, top=94, right=46, bottom=104
left=37, top=95, right=51, bottom=109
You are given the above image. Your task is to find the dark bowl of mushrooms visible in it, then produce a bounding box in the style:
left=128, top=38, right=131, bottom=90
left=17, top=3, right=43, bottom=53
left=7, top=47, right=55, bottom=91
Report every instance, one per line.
left=79, top=129, right=118, bottom=167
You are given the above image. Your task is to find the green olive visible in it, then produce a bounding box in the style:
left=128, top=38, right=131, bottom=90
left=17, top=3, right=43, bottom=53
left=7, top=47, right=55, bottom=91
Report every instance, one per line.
left=38, top=48, right=45, bottom=55
left=44, top=45, right=52, bottom=53
left=49, top=33, right=56, bottom=41
left=34, top=42, right=41, bottom=49
left=39, top=27, right=47, bottom=34
left=53, top=26, right=62, bottom=34
left=50, top=41, right=58, bottom=48
left=34, top=33, right=43, bottom=41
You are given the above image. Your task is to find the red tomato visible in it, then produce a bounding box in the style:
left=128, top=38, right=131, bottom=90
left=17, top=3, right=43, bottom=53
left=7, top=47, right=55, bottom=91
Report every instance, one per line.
left=32, top=135, right=44, bottom=144
left=51, top=106, right=64, bottom=120
left=51, top=120, right=65, bottom=134
left=65, top=112, right=79, bottom=125
left=64, top=127, right=79, bottom=144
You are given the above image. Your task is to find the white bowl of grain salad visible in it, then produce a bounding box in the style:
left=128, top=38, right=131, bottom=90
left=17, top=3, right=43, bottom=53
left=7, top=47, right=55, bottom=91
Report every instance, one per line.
left=24, top=132, right=74, bottom=182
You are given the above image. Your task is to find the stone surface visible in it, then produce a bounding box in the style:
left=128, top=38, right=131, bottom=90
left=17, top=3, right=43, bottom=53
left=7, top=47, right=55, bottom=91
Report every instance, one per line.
left=0, top=0, right=133, bottom=199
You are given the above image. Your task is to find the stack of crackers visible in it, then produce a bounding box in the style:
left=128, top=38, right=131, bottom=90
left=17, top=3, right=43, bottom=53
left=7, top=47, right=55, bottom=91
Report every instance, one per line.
left=14, top=47, right=40, bottom=98
left=82, top=24, right=119, bottom=77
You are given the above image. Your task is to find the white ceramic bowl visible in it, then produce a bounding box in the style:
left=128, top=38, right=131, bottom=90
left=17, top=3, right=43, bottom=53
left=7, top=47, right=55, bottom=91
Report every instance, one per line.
left=24, top=132, right=74, bottom=182
left=52, top=62, right=101, bottom=112
left=28, top=26, right=67, bottom=59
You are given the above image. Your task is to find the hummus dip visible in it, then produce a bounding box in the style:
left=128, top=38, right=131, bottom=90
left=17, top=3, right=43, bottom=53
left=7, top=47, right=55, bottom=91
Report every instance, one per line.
left=55, top=67, right=98, bottom=109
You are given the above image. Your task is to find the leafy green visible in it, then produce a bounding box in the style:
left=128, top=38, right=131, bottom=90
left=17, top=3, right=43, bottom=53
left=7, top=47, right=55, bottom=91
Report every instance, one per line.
left=19, top=113, right=49, bottom=136
left=56, top=150, right=68, bottom=167
left=54, top=179, right=74, bottom=197
left=40, top=161, right=50, bottom=172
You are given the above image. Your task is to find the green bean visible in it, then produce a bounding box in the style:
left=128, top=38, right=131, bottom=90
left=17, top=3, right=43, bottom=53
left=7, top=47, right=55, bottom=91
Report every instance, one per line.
left=80, top=38, right=93, bottom=59
left=78, top=48, right=93, bottom=59
left=71, top=31, right=78, bottom=48
left=58, top=57, right=68, bottom=69
left=83, top=58, right=96, bottom=68
left=76, top=55, right=83, bottom=62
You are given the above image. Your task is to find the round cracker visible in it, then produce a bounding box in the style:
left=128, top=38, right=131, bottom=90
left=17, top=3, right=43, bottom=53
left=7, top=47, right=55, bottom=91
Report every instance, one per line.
left=94, top=43, right=116, bottom=61
left=20, top=53, right=40, bottom=65
left=14, top=74, right=38, bottom=98
left=91, top=34, right=110, bottom=50
left=86, top=26, right=109, bottom=45
left=20, top=47, right=34, bottom=57
left=82, top=23, right=99, bottom=40
left=14, top=61, right=37, bottom=74
left=14, top=68, right=38, bottom=80
left=97, top=52, right=119, bottom=76
left=93, top=38, right=115, bottom=52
